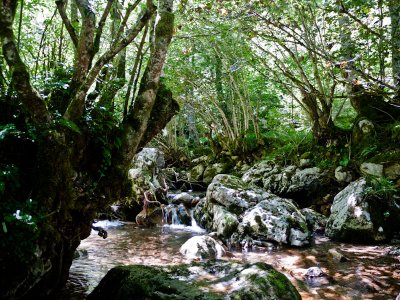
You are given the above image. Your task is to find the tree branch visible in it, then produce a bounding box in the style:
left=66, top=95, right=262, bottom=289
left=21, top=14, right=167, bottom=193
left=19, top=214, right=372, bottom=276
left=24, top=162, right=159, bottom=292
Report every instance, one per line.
left=93, top=0, right=114, bottom=57
left=64, top=1, right=155, bottom=121
left=55, top=0, right=78, bottom=48
left=0, top=0, right=51, bottom=126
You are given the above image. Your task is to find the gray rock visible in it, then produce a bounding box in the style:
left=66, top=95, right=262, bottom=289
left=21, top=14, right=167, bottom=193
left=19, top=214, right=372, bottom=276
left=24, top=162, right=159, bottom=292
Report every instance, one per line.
left=207, top=174, right=266, bottom=214
left=180, top=235, right=225, bottom=259
left=242, top=160, right=278, bottom=186
left=335, top=166, right=353, bottom=183
left=170, top=192, right=195, bottom=207
left=360, top=162, right=384, bottom=177
left=301, top=208, right=327, bottom=233
left=188, top=164, right=205, bottom=182
left=384, top=163, right=400, bottom=180
left=203, top=163, right=230, bottom=184
left=210, top=204, right=239, bottom=238
left=239, top=196, right=310, bottom=247
left=325, top=178, right=386, bottom=242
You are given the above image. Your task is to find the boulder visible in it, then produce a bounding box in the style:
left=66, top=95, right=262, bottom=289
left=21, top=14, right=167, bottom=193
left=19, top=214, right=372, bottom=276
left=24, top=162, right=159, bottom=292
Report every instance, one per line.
left=128, top=148, right=167, bottom=205
left=209, top=204, right=239, bottom=238
left=360, top=162, right=384, bottom=177
left=384, top=163, right=400, bottom=180
left=239, top=196, right=310, bottom=247
left=180, top=235, right=225, bottom=259
left=188, top=164, right=205, bottom=182
left=170, top=192, right=195, bottom=207
left=301, top=208, right=327, bottom=233
left=325, top=178, right=399, bottom=242
left=88, top=261, right=301, bottom=300
left=335, top=166, right=352, bottom=183
left=242, top=160, right=279, bottom=187
left=203, top=163, right=231, bottom=184
left=207, top=174, right=266, bottom=214
left=243, top=162, right=329, bottom=207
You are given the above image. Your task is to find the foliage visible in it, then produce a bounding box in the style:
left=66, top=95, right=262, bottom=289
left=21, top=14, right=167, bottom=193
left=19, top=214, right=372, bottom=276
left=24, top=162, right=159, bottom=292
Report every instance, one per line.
left=365, top=177, right=398, bottom=201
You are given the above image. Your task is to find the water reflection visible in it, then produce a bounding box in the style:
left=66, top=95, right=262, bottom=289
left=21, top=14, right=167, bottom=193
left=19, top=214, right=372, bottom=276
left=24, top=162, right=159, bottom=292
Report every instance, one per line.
left=62, top=222, right=400, bottom=300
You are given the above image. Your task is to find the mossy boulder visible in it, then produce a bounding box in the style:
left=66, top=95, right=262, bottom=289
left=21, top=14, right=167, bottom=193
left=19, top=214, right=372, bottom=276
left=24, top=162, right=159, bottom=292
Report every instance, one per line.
left=88, top=261, right=301, bottom=300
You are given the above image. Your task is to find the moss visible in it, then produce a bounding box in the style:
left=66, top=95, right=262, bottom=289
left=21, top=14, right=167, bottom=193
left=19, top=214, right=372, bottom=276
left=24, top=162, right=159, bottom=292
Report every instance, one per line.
left=155, top=11, right=175, bottom=38
left=266, top=270, right=301, bottom=300
left=88, top=265, right=220, bottom=300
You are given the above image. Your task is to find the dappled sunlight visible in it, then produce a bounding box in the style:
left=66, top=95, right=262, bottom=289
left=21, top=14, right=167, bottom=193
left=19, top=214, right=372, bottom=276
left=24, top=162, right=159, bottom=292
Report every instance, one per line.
left=63, top=225, right=400, bottom=299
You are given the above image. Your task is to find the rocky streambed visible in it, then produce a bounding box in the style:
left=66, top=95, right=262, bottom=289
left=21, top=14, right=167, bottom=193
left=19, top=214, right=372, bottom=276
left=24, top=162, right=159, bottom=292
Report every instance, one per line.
left=60, top=220, right=400, bottom=299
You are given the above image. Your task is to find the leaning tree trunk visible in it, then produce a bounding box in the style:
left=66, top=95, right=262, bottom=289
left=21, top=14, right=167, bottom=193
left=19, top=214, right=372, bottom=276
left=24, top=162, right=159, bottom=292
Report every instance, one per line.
left=0, top=0, right=176, bottom=299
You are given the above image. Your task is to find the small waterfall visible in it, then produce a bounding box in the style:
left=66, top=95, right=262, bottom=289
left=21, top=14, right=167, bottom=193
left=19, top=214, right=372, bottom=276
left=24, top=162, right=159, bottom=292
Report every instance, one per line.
left=171, top=207, right=179, bottom=225
left=189, top=210, right=206, bottom=233
left=162, top=204, right=205, bottom=233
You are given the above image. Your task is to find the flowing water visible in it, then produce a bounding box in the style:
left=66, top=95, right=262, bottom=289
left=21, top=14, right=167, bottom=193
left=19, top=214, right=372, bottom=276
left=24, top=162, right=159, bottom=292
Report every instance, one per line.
left=60, top=219, right=400, bottom=300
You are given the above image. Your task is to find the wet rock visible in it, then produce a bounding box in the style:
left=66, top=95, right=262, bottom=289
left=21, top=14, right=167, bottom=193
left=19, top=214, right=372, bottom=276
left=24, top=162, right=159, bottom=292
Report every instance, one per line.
left=203, top=163, right=231, bottom=184
left=304, top=265, right=329, bottom=287
left=360, top=162, right=384, bottom=177
left=170, top=192, right=195, bottom=207
left=88, top=261, right=301, bottom=300
left=163, top=204, right=191, bottom=226
left=209, top=204, right=239, bottom=238
left=301, top=208, right=327, bottom=233
left=180, top=235, right=225, bottom=259
left=135, top=206, right=163, bottom=227
left=325, top=178, right=399, bottom=242
left=387, top=247, right=400, bottom=257
left=239, top=196, right=310, bottom=247
left=328, top=248, right=349, bottom=262
left=335, top=166, right=353, bottom=183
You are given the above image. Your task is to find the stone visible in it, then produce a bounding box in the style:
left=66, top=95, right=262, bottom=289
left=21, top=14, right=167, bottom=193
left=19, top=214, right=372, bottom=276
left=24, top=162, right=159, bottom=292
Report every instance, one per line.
left=209, top=204, right=239, bottom=238
left=203, top=163, right=230, bottom=184
left=170, top=192, right=195, bottom=207
left=384, top=163, right=400, bottom=180
left=360, top=162, right=384, bottom=177
left=325, top=178, right=393, bottom=242
left=207, top=174, right=266, bottom=214
left=299, top=158, right=312, bottom=168
left=335, top=166, right=352, bottom=183
left=180, top=235, right=225, bottom=259
left=188, top=164, right=205, bottom=182
left=301, top=208, right=327, bottom=233
left=88, top=262, right=301, bottom=300
left=242, top=160, right=278, bottom=186
left=328, top=248, right=348, bottom=262
left=239, top=196, right=310, bottom=247
left=358, top=119, right=375, bottom=134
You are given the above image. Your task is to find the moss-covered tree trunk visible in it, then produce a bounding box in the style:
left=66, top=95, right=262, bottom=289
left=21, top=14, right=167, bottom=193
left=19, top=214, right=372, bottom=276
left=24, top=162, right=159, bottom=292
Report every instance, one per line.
left=0, top=0, right=176, bottom=299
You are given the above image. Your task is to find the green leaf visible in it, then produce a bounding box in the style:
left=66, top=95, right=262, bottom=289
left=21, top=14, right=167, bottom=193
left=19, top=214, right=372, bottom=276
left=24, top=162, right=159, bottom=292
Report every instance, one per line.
left=59, top=118, right=82, bottom=134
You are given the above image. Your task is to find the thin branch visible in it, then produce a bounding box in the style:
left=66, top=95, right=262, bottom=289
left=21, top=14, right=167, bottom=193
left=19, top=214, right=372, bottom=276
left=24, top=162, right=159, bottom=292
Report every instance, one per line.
left=93, top=0, right=114, bottom=57
left=55, top=0, right=78, bottom=48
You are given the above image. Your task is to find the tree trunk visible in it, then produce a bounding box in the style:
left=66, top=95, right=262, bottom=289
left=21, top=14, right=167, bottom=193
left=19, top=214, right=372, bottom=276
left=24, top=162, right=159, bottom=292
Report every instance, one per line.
left=0, top=0, right=176, bottom=299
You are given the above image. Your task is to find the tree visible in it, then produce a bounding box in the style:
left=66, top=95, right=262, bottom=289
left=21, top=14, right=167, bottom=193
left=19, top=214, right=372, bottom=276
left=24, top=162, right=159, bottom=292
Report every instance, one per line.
left=0, top=0, right=176, bottom=298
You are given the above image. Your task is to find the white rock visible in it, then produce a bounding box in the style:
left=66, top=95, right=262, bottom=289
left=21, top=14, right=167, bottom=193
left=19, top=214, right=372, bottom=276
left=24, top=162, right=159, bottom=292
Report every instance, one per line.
left=180, top=235, right=225, bottom=259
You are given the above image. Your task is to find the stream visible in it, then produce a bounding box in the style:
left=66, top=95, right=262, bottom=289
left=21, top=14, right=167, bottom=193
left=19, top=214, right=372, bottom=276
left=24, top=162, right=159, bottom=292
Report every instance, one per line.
left=59, top=219, right=400, bottom=300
